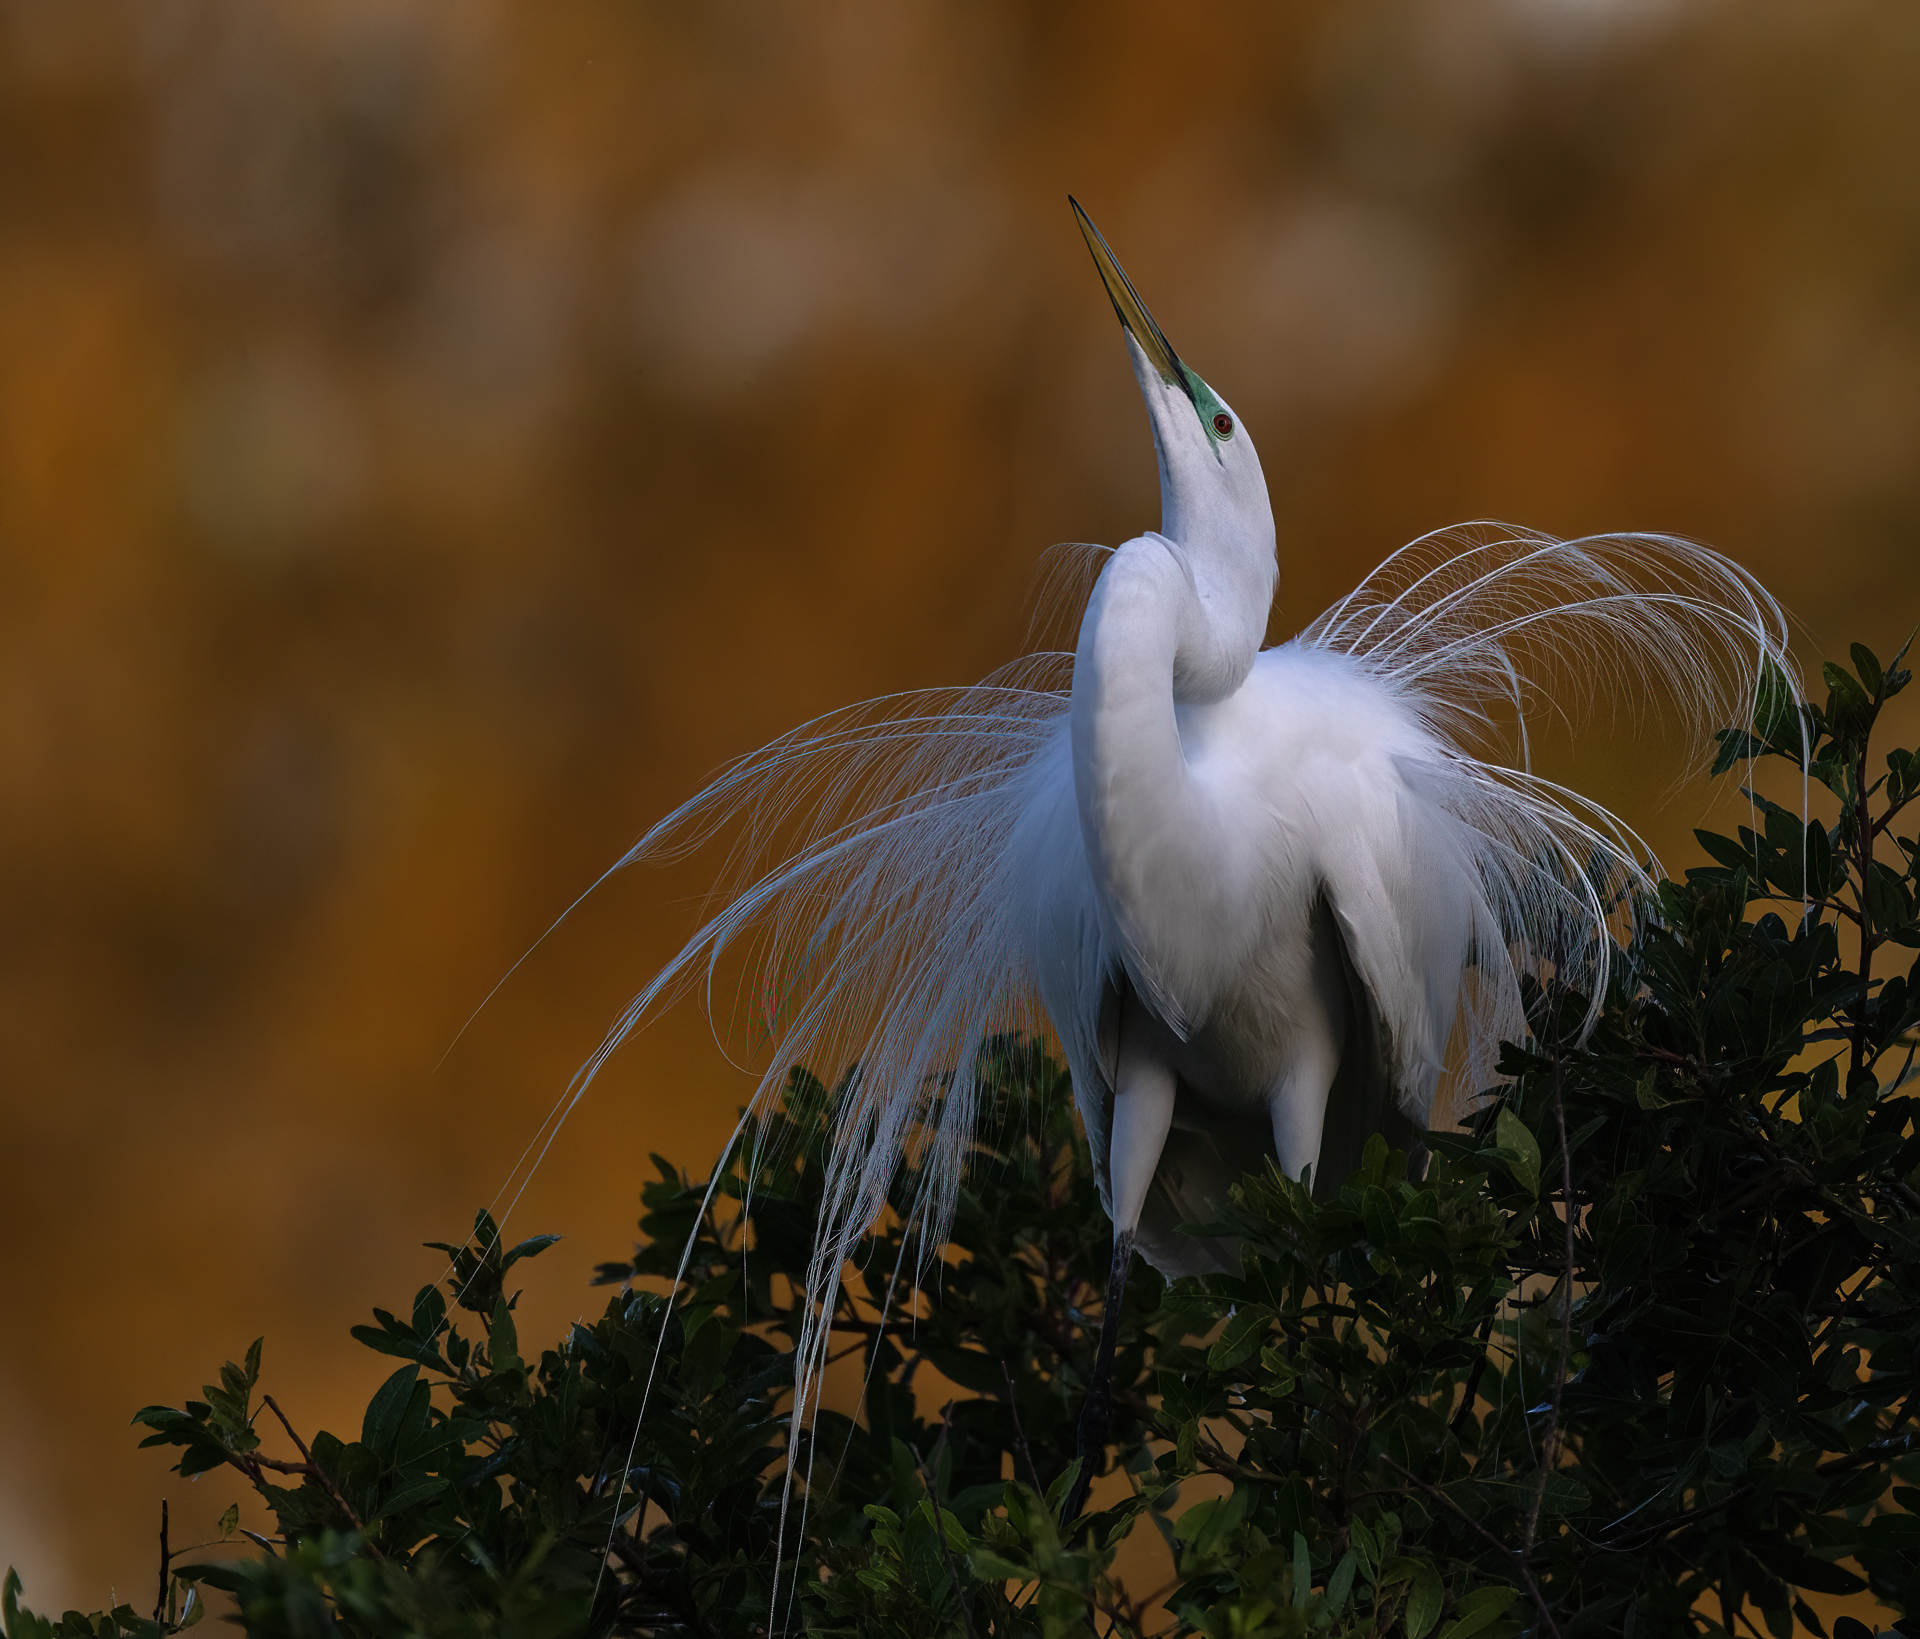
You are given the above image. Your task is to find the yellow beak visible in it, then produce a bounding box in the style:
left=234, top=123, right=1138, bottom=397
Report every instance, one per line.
left=1070, top=196, right=1192, bottom=399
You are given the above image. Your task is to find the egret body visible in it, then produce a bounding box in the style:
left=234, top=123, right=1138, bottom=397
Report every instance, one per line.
left=566, top=200, right=1792, bottom=1519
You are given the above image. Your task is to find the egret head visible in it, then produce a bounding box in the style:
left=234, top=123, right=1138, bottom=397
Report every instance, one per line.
left=1071, top=198, right=1275, bottom=592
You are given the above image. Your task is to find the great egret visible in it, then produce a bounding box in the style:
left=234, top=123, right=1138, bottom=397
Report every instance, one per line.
left=568, top=198, right=1791, bottom=1518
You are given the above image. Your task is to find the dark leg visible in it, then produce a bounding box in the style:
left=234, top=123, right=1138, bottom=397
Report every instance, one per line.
left=1061, top=1230, right=1132, bottom=1525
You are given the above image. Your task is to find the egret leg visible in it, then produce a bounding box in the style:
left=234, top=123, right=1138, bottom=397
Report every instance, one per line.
left=1267, top=981, right=1345, bottom=1191
left=1063, top=1020, right=1175, bottom=1524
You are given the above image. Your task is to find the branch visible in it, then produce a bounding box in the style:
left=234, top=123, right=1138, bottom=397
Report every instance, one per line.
left=153, top=1499, right=170, bottom=1628
left=245, top=1451, right=317, bottom=1477
left=1814, top=1431, right=1920, bottom=1476
left=261, top=1395, right=383, bottom=1557
left=913, top=1446, right=981, bottom=1639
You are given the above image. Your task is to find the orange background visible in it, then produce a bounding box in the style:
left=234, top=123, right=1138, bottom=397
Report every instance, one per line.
left=2, top=0, right=1918, bottom=1616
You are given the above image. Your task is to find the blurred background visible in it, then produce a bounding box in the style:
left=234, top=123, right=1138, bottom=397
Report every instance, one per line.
left=3, top=0, right=1918, bottom=1611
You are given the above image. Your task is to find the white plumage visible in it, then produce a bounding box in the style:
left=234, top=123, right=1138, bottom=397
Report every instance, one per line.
left=561, top=203, right=1792, bottom=1476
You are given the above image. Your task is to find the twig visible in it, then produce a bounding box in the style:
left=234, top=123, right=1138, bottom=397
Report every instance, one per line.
left=1001, top=1362, right=1047, bottom=1497
left=153, top=1499, right=171, bottom=1627
left=1385, top=1460, right=1562, bottom=1639
left=245, top=1451, right=321, bottom=1477
left=1599, top=1484, right=1753, bottom=1553
left=625, top=1461, right=651, bottom=1592
left=1853, top=738, right=1872, bottom=1083
left=1524, top=1048, right=1577, bottom=1556
left=1449, top=1314, right=1499, bottom=1438
left=262, top=1394, right=384, bottom=1557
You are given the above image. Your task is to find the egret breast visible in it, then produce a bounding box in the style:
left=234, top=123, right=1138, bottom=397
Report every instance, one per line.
left=1163, top=644, right=1443, bottom=1109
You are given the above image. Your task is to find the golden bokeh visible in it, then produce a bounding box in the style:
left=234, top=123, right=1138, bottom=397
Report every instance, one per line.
left=2, top=0, right=1918, bottom=1615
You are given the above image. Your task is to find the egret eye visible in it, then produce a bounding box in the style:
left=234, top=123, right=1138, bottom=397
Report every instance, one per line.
left=1212, top=412, right=1234, bottom=438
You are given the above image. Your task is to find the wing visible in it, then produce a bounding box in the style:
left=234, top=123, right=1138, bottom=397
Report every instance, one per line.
left=1303, top=524, right=1798, bottom=1045
left=1313, top=754, right=1500, bottom=1121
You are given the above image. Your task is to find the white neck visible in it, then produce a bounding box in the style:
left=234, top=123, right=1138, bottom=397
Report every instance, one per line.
left=1067, top=334, right=1278, bottom=1018
left=1067, top=535, right=1264, bottom=1030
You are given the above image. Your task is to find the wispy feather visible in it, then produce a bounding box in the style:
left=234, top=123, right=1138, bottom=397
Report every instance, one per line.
left=527, top=524, right=1791, bottom=1469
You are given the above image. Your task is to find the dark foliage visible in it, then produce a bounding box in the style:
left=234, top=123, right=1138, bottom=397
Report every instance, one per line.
left=8, top=638, right=1920, bottom=1638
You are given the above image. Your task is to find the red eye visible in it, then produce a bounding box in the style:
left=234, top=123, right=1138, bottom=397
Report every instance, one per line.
left=1212, top=412, right=1234, bottom=437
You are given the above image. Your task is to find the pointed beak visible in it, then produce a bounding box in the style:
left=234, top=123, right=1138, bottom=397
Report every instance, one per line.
left=1070, top=196, right=1194, bottom=404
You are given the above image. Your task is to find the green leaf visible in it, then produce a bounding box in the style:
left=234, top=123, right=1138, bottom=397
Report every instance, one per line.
left=1207, top=1306, right=1273, bottom=1370
left=967, top=1548, right=1030, bottom=1583
left=361, top=1365, right=419, bottom=1458
left=1404, top=1563, right=1445, bottom=1639
left=1494, top=1108, right=1540, bottom=1197
left=1769, top=1546, right=1867, bottom=1596
left=1349, top=1515, right=1379, bottom=1582
left=1823, top=660, right=1873, bottom=734
left=1174, top=1487, right=1249, bottom=1558
left=1805, top=817, right=1833, bottom=895
left=1888, top=748, right=1917, bottom=805
left=1850, top=642, right=1884, bottom=699
left=1454, top=1586, right=1519, bottom=1619
left=1712, top=727, right=1767, bottom=776
left=1326, top=1549, right=1358, bottom=1610
left=1884, top=626, right=1916, bottom=692
left=1865, top=862, right=1912, bottom=936
left=488, top=1299, right=521, bottom=1375
left=372, top=1471, right=449, bottom=1520
left=1438, top=1586, right=1518, bottom=1639
left=409, top=1284, right=446, bottom=1342
left=1822, top=659, right=1866, bottom=705
left=2, top=1570, right=54, bottom=1639
left=1635, top=1069, right=1678, bottom=1111
left=1754, top=660, right=1802, bottom=753
left=500, top=1233, right=562, bottom=1272
left=350, top=1307, right=450, bottom=1374
left=1695, top=829, right=1756, bottom=875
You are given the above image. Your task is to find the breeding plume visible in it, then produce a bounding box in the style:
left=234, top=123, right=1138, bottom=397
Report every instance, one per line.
left=566, top=199, right=1791, bottom=1510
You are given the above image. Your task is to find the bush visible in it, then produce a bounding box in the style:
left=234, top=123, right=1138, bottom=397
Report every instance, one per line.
left=8, top=638, right=1920, bottom=1639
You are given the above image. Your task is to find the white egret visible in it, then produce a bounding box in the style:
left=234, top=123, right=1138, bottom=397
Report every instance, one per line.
left=569, top=199, right=1791, bottom=1518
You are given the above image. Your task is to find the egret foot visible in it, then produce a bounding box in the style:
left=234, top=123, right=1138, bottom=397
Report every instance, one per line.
left=1061, top=1231, right=1133, bottom=1525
